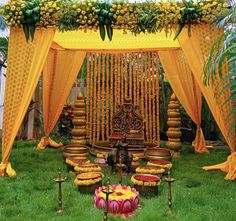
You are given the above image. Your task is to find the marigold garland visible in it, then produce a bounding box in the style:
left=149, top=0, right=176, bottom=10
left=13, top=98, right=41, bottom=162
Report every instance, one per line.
left=1, top=0, right=229, bottom=41
left=136, top=166, right=165, bottom=175
left=131, top=175, right=161, bottom=187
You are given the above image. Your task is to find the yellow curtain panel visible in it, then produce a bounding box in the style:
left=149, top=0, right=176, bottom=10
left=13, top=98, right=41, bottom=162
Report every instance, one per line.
left=0, top=28, right=55, bottom=176
left=86, top=51, right=160, bottom=145
left=177, top=24, right=236, bottom=180
left=53, top=30, right=179, bottom=50
left=37, top=49, right=86, bottom=150
left=158, top=49, right=208, bottom=153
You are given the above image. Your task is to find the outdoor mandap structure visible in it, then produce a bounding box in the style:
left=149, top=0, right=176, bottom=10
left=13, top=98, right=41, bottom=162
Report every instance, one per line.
left=0, top=0, right=236, bottom=180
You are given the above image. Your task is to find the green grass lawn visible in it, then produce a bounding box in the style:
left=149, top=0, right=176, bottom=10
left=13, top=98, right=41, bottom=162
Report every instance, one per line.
left=0, top=141, right=235, bottom=221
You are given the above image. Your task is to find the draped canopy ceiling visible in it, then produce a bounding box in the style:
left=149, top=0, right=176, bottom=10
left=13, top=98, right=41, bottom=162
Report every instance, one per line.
left=1, top=26, right=236, bottom=180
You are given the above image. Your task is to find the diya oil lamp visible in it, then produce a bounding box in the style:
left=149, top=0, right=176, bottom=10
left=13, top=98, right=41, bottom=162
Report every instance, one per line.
left=101, top=179, right=114, bottom=221
left=53, top=168, right=66, bottom=214
left=163, top=169, right=176, bottom=210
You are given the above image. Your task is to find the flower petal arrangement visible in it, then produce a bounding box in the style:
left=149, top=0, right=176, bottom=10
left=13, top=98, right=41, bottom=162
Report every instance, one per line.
left=94, top=185, right=140, bottom=217
left=1, top=0, right=229, bottom=41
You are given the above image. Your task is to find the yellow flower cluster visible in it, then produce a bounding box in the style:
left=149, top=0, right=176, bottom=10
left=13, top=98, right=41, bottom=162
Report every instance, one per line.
left=111, top=3, right=140, bottom=33
left=155, top=1, right=181, bottom=34
left=147, top=161, right=172, bottom=169
left=39, top=0, right=61, bottom=27
left=199, top=1, right=228, bottom=23
left=2, top=0, right=25, bottom=27
left=131, top=175, right=161, bottom=187
left=136, top=166, right=165, bottom=175
left=74, top=176, right=102, bottom=186
left=74, top=164, right=101, bottom=173
left=74, top=1, right=98, bottom=30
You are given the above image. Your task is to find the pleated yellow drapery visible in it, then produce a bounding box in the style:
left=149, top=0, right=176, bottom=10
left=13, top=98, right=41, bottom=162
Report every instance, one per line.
left=177, top=24, right=236, bottom=180
left=158, top=49, right=208, bottom=153
left=37, top=49, right=86, bottom=149
left=0, top=28, right=55, bottom=176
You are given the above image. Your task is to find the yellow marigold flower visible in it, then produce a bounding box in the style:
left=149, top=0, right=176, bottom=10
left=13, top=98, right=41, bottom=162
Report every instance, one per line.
left=10, top=6, right=16, bottom=10
left=117, top=4, right=122, bottom=10
left=81, top=10, right=86, bottom=15
left=223, top=3, right=228, bottom=7
left=77, top=8, right=81, bottom=13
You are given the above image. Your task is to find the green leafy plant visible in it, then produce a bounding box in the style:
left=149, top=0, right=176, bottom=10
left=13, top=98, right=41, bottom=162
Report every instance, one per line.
left=204, top=3, right=236, bottom=127
left=94, top=1, right=114, bottom=41
left=21, top=0, right=40, bottom=42
left=57, top=104, right=74, bottom=139
left=174, top=0, right=202, bottom=40
left=137, top=2, right=160, bottom=34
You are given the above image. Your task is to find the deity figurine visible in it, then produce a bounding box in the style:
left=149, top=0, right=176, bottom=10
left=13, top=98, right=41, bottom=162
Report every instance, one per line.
left=106, top=135, right=133, bottom=173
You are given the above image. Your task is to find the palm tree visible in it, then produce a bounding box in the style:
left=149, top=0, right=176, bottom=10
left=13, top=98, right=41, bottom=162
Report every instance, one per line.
left=204, top=1, right=236, bottom=126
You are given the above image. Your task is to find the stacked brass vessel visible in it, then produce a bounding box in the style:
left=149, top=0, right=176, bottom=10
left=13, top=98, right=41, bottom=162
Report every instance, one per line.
left=166, top=93, right=182, bottom=152
left=71, top=92, right=87, bottom=145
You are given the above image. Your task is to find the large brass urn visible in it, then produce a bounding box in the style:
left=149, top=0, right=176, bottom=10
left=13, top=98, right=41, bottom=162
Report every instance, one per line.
left=166, top=93, right=182, bottom=152
left=71, top=92, right=87, bottom=145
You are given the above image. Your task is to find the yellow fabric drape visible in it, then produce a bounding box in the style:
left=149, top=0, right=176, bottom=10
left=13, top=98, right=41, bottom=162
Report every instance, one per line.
left=158, top=49, right=208, bottom=153
left=36, top=49, right=86, bottom=149
left=1, top=28, right=55, bottom=176
left=177, top=24, right=236, bottom=180
left=53, top=30, right=180, bottom=50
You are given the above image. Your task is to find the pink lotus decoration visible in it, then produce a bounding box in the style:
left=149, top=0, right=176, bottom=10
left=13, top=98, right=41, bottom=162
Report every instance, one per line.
left=94, top=185, right=140, bottom=217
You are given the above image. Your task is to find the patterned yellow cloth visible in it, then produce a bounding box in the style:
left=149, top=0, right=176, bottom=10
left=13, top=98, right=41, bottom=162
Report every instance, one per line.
left=2, top=27, right=55, bottom=175
left=36, top=136, right=63, bottom=150
left=0, top=162, right=16, bottom=177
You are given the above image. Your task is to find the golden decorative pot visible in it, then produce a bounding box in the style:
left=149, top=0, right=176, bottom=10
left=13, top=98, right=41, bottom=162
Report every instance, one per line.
left=72, top=118, right=86, bottom=126
left=167, top=120, right=181, bottom=127
left=145, top=148, right=171, bottom=161
left=63, top=145, right=89, bottom=158
left=167, top=111, right=181, bottom=118
left=73, top=110, right=86, bottom=116
left=166, top=130, right=182, bottom=138
left=168, top=103, right=179, bottom=109
left=72, top=128, right=87, bottom=136
left=166, top=141, right=182, bottom=150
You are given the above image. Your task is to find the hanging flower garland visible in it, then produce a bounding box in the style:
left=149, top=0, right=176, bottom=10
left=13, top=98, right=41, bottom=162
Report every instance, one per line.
left=0, top=0, right=229, bottom=42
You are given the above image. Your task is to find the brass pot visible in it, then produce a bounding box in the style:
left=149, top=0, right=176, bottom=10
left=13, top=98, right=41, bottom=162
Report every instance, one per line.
left=167, top=120, right=181, bottom=127
left=134, top=184, right=158, bottom=196
left=167, top=111, right=181, bottom=118
left=78, top=181, right=102, bottom=194
left=166, top=130, right=182, bottom=138
left=63, top=145, right=89, bottom=158
left=166, top=141, right=182, bottom=150
left=71, top=139, right=87, bottom=145
left=168, top=103, right=179, bottom=109
left=72, top=128, right=87, bottom=136
left=72, top=119, right=86, bottom=126
left=74, top=102, right=84, bottom=108
left=73, top=110, right=86, bottom=116
left=145, top=148, right=171, bottom=161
